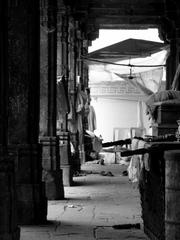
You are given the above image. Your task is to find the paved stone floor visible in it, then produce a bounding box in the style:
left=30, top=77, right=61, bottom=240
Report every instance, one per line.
left=20, top=163, right=149, bottom=239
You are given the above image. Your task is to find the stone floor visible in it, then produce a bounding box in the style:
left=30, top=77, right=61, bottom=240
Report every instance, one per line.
left=20, top=163, right=149, bottom=240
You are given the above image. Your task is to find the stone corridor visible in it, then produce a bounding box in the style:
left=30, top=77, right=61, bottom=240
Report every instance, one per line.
left=20, top=163, right=148, bottom=240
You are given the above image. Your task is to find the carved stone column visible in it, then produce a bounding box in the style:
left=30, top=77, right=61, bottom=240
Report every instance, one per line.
left=162, top=0, right=180, bottom=90
left=0, top=3, right=20, bottom=237
left=56, top=10, right=73, bottom=185
left=67, top=16, right=82, bottom=172
left=76, top=30, right=86, bottom=165
left=58, top=131, right=73, bottom=186
left=39, top=136, right=64, bottom=199
left=7, top=0, right=47, bottom=224
left=0, top=1, right=8, bottom=146
left=78, top=33, right=91, bottom=164
left=40, top=0, right=64, bottom=199
left=81, top=39, right=89, bottom=88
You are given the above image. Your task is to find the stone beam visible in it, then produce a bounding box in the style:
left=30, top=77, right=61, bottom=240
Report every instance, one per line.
left=72, top=0, right=164, bottom=30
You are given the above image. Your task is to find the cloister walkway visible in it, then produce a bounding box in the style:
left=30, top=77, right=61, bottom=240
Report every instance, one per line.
left=20, top=163, right=148, bottom=240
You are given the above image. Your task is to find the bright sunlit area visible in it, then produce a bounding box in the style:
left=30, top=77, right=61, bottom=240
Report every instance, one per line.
left=87, top=28, right=168, bottom=142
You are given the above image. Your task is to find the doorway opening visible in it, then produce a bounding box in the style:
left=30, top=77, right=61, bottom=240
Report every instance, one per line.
left=87, top=28, right=168, bottom=144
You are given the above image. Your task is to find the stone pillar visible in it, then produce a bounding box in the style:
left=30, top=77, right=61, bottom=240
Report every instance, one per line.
left=162, top=0, right=179, bottom=90
left=56, top=9, right=78, bottom=180
left=58, top=131, right=73, bottom=186
left=165, top=150, right=180, bottom=240
left=8, top=145, right=47, bottom=224
left=57, top=11, right=73, bottom=186
left=0, top=1, right=8, bottom=145
left=40, top=0, right=64, bottom=199
left=0, top=152, right=20, bottom=240
left=166, top=39, right=178, bottom=90
left=7, top=0, right=47, bottom=224
left=0, top=3, right=19, bottom=237
left=68, top=18, right=83, bottom=172
left=39, top=137, right=64, bottom=199
left=82, top=39, right=89, bottom=88
left=78, top=34, right=90, bottom=164
left=61, top=12, right=69, bottom=81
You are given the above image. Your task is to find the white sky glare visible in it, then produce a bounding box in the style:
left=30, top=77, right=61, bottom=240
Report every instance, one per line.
left=88, top=28, right=162, bottom=53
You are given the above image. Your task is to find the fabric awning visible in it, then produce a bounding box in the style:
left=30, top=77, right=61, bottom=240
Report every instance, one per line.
left=86, top=38, right=167, bottom=62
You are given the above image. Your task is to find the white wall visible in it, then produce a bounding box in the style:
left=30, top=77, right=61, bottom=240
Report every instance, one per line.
left=91, top=97, right=151, bottom=142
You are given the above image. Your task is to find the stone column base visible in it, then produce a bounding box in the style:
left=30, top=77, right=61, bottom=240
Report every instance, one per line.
left=16, top=183, right=47, bottom=224
left=58, top=131, right=73, bottom=186
left=42, top=169, right=64, bottom=200
left=7, top=144, right=47, bottom=225
left=71, top=158, right=81, bottom=174
left=61, top=165, right=73, bottom=186
left=39, top=136, right=64, bottom=200
left=0, top=156, right=20, bottom=240
left=0, top=228, right=20, bottom=240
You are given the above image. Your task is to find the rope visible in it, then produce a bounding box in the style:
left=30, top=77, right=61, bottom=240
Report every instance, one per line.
left=81, top=56, right=166, bottom=68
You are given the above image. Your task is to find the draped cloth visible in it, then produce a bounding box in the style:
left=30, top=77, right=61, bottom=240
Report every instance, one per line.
left=112, top=49, right=168, bottom=97
left=128, top=138, right=150, bottom=183
left=68, top=87, right=87, bottom=134
left=87, top=105, right=97, bottom=132
left=57, top=80, right=70, bottom=130
left=68, top=97, right=77, bottom=133
left=57, top=80, right=69, bottom=117
left=76, top=88, right=88, bottom=132
left=115, top=67, right=165, bottom=126
left=134, top=67, right=163, bottom=93
left=114, top=67, right=163, bottom=96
